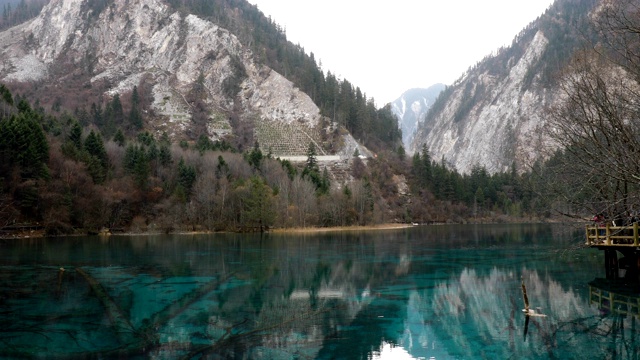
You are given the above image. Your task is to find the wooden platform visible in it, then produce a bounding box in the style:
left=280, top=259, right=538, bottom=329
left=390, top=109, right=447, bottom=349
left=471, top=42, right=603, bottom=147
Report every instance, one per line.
left=585, top=224, right=640, bottom=248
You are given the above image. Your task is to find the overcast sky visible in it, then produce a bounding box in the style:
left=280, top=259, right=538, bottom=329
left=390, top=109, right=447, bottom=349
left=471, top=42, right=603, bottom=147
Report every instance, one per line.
left=246, top=0, right=555, bottom=106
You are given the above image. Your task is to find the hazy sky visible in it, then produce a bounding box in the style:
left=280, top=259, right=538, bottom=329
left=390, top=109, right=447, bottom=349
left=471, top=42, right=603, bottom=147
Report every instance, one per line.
left=247, top=0, right=555, bottom=105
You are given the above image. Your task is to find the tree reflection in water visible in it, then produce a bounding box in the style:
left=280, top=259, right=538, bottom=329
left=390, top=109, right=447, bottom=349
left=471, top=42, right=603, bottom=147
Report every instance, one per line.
left=0, top=226, right=639, bottom=359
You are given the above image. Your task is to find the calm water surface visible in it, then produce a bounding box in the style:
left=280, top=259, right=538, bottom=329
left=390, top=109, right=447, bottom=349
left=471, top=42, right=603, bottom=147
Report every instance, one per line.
left=0, top=224, right=637, bottom=359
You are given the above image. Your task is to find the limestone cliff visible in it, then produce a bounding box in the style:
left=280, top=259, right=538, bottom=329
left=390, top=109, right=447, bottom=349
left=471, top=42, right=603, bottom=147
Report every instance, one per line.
left=0, top=0, right=367, bottom=158
left=410, top=0, right=598, bottom=174
left=411, top=31, right=553, bottom=174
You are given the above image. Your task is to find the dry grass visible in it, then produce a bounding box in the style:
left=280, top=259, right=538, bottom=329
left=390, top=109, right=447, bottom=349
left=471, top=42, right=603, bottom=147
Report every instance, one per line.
left=270, top=223, right=413, bottom=234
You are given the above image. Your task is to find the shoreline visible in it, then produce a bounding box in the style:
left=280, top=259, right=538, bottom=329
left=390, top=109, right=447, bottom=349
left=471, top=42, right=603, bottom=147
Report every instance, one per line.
left=0, top=223, right=416, bottom=240
left=2, top=220, right=571, bottom=240
left=269, top=223, right=414, bottom=234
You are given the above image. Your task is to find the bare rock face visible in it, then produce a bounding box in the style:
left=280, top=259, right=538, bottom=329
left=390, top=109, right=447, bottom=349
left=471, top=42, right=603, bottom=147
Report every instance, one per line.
left=410, top=31, right=556, bottom=174
left=0, top=0, right=365, bottom=158
left=391, top=85, right=445, bottom=150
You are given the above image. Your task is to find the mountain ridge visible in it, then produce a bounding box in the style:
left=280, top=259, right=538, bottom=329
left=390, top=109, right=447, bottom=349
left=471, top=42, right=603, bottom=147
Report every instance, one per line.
left=410, top=0, right=599, bottom=174
left=0, top=0, right=372, bottom=158
left=391, top=84, right=445, bottom=150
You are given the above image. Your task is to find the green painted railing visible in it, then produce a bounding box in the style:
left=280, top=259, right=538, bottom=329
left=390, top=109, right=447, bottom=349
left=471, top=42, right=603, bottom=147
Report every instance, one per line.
left=585, top=223, right=640, bottom=246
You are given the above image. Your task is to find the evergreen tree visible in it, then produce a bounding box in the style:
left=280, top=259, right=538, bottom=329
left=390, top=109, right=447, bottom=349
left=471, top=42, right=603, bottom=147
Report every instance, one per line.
left=124, top=144, right=150, bottom=188
left=69, top=121, right=83, bottom=149
left=279, top=158, right=297, bottom=180
left=196, top=134, right=215, bottom=154
left=305, top=142, right=318, bottom=172
left=319, top=167, right=330, bottom=194
left=177, top=158, right=197, bottom=198
left=0, top=111, right=49, bottom=179
left=216, top=155, right=230, bottom=179
left=243, top=176, right=275, bottom=231
left=16, top=98, right=32, bottom=114
left=247, top=140, right=263, bottom=170
left=84, top=130, right=108, bottom=169
left=90, top=102, right=103, bottom=128
left=159, top=144, right=172, bottom=167
left=84, top=130, right=108, bottom=183
left=137, top=131, right=155, bottom=146
left=129, top=86, right=143, bottom=129
left=0, top=83, right=13, bottom=117
left=113, top=129, right=125, bottom=147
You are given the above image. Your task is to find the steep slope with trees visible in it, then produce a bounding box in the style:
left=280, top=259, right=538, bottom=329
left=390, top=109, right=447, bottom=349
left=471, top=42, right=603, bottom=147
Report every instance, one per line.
left=411, top=0, right=599, bottom=174
left=2, top=0, right=597, bottom=235
left=166, top=0, right=402, bottom=152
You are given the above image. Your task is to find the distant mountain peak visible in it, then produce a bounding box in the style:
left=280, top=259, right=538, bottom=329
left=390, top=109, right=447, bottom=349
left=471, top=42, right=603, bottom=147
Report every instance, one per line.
left=391, top=84, right=445, bottom=150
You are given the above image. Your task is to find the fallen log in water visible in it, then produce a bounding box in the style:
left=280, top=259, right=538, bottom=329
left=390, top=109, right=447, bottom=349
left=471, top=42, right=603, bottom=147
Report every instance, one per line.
left=76, top=267, right=137, bottom=345
left=138, top=272, right=237, bottom=335
left=76, top=268, right=239, bottom=358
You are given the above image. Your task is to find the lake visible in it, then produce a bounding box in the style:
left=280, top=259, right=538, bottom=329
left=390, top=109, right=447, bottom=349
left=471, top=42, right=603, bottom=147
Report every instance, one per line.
left=0, top=224, right=637, bottom=359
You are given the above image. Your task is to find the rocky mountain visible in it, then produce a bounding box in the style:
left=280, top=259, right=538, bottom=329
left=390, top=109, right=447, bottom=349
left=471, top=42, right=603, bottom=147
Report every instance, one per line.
left=410, top=0, right=599, bottom=174
left=391, top=84, right=445, bottom=150
left=0, top=0, right=369, bottom=158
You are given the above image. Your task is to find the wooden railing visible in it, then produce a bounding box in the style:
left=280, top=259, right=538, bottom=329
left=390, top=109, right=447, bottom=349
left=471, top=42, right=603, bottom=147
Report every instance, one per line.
left=585, top=223, right=640, bottom=246
left=589, top=283, right=640, bottom=317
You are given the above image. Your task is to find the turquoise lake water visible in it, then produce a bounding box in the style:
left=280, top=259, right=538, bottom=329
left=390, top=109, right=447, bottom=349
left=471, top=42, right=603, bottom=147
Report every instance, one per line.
left=0, top=224, right=637, bottom=359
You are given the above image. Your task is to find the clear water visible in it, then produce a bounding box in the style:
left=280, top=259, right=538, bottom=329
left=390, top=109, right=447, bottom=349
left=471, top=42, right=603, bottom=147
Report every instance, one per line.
left=0, top=224, right=637, bottom=359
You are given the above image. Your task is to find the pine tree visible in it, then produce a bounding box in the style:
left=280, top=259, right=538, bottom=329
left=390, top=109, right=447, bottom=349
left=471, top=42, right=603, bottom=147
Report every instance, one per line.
left=113, top=129, right=125, bottom=147
left=91, top=103, right=103, bottom=128
left=247, top=140, right=263, bottom=170
left=305, top=142, right=318, bottom=172
left=0, top=111, right=49, bottom=179
left=216, top=155, right=229, bottom=179
left=129, top=86, right=143, bottom=129
left=124, top=144, right=150, bottom=188
left=84, top=130, right=108, bottom=169
left=159, top=144, right=172, bottom=167
left=84, top=130, right=108, bottom=183
left=177, top=158, right=196, bottom=198
left=243, top=176, right=274, bottom=231
left=69, top=121, right=83, bottom=149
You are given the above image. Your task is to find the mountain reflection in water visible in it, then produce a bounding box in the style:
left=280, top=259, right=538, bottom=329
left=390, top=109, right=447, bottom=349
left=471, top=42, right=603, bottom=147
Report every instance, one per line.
left=0, top=224, right=638, bottom=359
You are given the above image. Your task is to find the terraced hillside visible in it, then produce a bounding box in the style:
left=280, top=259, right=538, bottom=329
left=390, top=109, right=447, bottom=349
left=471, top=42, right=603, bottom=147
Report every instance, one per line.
left=254, top=120, right=326, bottom=156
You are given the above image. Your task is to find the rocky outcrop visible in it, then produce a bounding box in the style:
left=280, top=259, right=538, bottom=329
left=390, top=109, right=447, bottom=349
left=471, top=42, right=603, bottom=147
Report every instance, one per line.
left=391, top=84, right=445, bottom=150
left=409, top=0, right=601, bottom=175
left=0, top=0, right=365, bottom=158
left=410, top=31, right=555, bottom=174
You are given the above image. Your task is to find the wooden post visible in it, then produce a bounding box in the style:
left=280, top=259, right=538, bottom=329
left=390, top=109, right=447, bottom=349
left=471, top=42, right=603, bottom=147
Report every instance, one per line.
left=605, top=249, right=619, bottom=280
left=586, top=224, right=589, bottom=245
left=635, top=223, right=639, bottom=246
left=606, top=223, right=611, bottom=245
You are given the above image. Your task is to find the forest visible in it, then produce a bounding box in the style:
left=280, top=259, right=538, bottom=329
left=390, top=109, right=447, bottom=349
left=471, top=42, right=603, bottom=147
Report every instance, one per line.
left=0, top=0, right=589, bottom=236
left=0, top=81, right=552, bottom=237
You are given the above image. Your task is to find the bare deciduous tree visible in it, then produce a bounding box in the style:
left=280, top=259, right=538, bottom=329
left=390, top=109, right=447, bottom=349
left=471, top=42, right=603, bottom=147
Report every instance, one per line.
left=546, top=1, right=640, bottom=218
